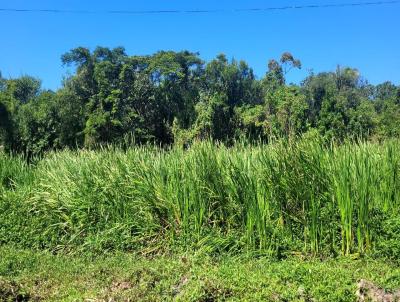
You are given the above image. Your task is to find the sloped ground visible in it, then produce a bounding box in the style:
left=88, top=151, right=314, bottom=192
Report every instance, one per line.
left=1, top=246, right=399, bottom=302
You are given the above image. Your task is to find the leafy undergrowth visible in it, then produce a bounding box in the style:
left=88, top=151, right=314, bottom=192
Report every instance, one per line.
left=1, top=246, right=399, bottom=301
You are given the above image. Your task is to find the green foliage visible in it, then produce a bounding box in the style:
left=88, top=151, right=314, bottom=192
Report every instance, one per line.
left=0, top=152, right=32, bottom=193
left=2, top=50, right=400, bottom=301
left=374, top=217, right=400, bottom=259
left=5, top=76, right=41, bottom=104
left=235, top=104, right=266, bottom=141
left=264, top=86, right=309, bottom=137
left=1, top=50, right=400, bottom=155
left=0, top=100, right=11, bottom=148
left=1, top=245, right=400, bottom=301
left=263, top=52, right=301, bottom=94
left=1, top=139, right=400, bottom=258
left=191, top=93, right=236, bottom=142
left=376, top=99, right=400, bottom=138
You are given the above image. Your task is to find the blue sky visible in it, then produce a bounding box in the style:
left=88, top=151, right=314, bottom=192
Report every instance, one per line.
left=0, top=0, right=399, bottom=90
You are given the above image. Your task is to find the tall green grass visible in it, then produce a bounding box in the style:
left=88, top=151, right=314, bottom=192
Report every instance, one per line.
left=0, top=138, right=399, bottom=257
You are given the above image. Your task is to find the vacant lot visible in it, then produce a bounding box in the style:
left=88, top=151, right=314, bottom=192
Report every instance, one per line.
left=1, top=139, right=400, bottom=300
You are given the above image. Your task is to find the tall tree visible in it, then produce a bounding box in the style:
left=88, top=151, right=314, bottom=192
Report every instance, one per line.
left=263, top=52, right=301, bottom=93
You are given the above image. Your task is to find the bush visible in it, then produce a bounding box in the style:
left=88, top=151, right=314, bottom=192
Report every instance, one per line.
left=374, top=217, right=400, bottom=260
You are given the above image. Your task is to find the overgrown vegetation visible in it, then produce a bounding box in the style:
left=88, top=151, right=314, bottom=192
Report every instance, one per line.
left=1, top=48, right=400, bottom=301
left=0, top=48, right=399, bottom=157
left=1, top=138, right=400, bottom=258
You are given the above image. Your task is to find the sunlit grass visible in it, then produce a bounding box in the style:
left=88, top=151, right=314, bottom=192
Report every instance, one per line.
left=1, top=138, right=399, bottom=256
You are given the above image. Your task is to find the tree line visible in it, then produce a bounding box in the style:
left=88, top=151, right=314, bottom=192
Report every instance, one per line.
left=1, top=47, right=399, bottom=156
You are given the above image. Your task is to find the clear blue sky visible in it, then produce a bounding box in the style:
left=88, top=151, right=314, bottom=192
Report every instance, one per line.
left=0, top=0, right=399, bottom=90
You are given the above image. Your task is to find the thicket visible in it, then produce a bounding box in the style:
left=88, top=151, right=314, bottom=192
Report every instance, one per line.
left=1, top=48, right=400, bottom=157
left=1, top=137, right=399, bottom=258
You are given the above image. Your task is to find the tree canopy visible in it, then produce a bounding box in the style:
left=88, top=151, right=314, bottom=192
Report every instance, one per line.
left=1, top=47, right=399, bottom=155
